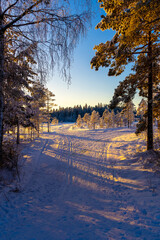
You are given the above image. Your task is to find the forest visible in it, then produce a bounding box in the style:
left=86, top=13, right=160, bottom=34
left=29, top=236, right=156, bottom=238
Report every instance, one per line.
left=51, top=103, right=121, bottom=122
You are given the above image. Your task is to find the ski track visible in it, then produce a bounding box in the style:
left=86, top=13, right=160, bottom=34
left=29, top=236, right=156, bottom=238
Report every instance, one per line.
left=0, top=123, right=160, bottom=240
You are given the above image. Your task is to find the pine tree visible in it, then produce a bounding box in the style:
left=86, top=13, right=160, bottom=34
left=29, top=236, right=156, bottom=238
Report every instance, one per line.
left=90, top=110, right=99, bottom=129
left=99, top=117, right=105, bottom=128
left=76, top=114, right=82, bottom=128
left=102, top=109, right=110, bottom=128
left=137, top=99, right=147, bottom=120
left=114, top=112, right=124, bottom=128
left=83, top=113, right=90, bottom=128
left=121, top=101, right=135, bottom=128
left=29, top=81, right=47, bottom=137
left=108, top=110, right=115, bottom=128
left=3, top=44, right=37, bottom=144
left=102, top=109, right=115, bottom=128
left=91, top=0, right=160, bottom=150
left=43, top=89, right=56, bottom=133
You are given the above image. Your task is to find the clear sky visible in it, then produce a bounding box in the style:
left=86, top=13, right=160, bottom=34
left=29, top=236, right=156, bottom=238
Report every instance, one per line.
left=47, top=1, right=140, bottom=109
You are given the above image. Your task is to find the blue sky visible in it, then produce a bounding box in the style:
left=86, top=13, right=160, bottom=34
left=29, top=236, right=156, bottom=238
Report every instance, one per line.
left=47, top=1, right=140, bottom=109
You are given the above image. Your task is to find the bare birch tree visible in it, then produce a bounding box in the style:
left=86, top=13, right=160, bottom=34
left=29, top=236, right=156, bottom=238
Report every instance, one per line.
left=0, top=0, right=91, bottom=161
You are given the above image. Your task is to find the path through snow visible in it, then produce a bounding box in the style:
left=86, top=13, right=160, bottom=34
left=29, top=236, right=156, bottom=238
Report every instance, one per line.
left=0, top=124, right=160, bottom=240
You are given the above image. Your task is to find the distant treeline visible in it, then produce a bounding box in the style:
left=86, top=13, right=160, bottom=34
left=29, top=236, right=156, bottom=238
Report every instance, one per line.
left=51, top=103, right=122, bottom=122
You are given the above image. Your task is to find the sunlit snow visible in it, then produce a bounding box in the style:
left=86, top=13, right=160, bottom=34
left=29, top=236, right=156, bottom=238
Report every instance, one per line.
left=0, top=123, right=160, bottom=240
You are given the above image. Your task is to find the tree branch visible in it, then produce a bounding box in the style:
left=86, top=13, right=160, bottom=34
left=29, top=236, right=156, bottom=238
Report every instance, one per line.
left=132, top=44, right=148, bottom=54
left=146, top=17, right=160, bottom=26
left=131, top=51, right=148, bottom=54
left=2, top=0, right=19, bottom=17
left=12, top=19, right=50, bottom=27
left=3, top=0, right=43, bottom=32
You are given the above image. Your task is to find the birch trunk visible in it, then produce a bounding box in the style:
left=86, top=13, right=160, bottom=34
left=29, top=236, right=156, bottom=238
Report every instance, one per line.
left=0, top=5, right=4, bottom=161
left=16, top=121, right=20, bottom=145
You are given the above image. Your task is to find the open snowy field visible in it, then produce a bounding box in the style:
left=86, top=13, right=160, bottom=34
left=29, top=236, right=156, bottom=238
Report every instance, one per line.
left=0, top=123, right=160, bottom=240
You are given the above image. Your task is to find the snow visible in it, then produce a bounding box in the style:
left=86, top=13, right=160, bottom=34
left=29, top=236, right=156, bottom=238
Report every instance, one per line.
left=0, top=123, right=160, bottom=240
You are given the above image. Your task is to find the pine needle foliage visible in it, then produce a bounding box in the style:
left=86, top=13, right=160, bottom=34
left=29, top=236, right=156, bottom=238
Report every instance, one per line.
left=91, top=0, right=160, bottom=150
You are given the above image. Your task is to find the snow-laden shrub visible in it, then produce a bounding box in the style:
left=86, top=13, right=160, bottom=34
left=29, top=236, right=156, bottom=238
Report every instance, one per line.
left=1, top=141, right=19, bottom=171
left=51, top=117, right=59, bottom=125
left=154, top=129, right=160, bottom=151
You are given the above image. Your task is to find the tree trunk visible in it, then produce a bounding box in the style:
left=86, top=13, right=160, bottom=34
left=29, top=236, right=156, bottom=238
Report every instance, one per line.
left=48, top=119, right=50, bottom=133
left=0, top=22, right=4, bottom=162
left=37, top=111, right=39, bottom=137
left=30, top=127, right=32, bottom=139
left=147, top=32, right=153, bottom=150
left=47, top=99, right=50, bottom=133
left=16, top=121, right=20, bottom=144
left=37, top=121, right=39, bottom=137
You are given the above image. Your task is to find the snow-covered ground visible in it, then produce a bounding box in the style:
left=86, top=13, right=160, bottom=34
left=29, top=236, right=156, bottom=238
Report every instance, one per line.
left=0, top=123, right=160, bottom=240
